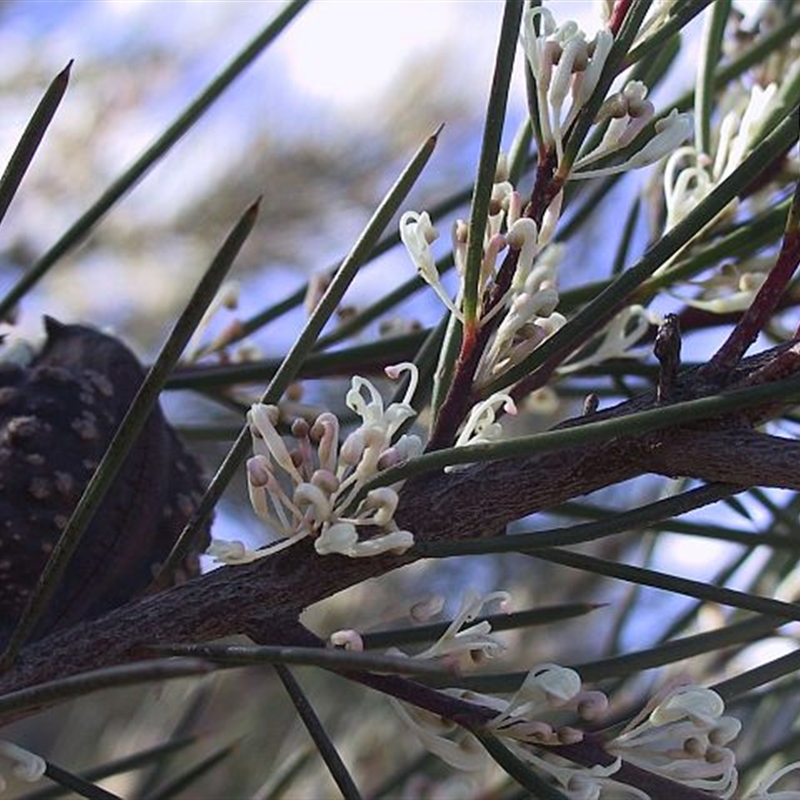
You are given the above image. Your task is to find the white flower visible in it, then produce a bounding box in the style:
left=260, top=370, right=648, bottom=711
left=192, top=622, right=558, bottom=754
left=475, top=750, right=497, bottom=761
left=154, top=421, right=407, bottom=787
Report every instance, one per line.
left=412, top=589, right=511, bottom=665
left=671, top=260, right=769, bottom=314
left=559, top=305, right=657, bottom=374
left=399, top=211, right=461, bottom=317
left=609, top=685, right=741, bottom=798
left=215, top=363, right=422, bottom=562
left=572, top=110, right=693, bottom=180
left=452, top=392, right=517, bottom=453
left=662, top=83, right=777, bottom=230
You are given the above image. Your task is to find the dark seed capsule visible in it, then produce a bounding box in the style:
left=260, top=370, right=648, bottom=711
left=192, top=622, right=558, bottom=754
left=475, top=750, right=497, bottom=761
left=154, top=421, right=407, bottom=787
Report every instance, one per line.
left=0, top=317, right=211, bottom=646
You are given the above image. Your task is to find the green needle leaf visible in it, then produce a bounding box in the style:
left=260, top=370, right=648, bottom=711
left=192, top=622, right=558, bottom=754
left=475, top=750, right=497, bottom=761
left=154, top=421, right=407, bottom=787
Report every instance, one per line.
left=0, top=61, right=71, bottom=231
left=461, top=0, right=523, bottom=327
left=275, top=665, right=363, bottom=800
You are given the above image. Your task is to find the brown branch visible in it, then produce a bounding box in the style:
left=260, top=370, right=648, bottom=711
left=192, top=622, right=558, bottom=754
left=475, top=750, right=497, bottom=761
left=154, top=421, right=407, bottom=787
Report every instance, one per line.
left=2, top=342, right=800, bottom=721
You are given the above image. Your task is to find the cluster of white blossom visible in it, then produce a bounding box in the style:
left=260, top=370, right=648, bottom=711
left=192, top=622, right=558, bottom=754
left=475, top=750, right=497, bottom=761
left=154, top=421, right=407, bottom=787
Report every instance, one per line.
left=208, top=363, right=422, bottom=562
left=399, top=158, right=561, bottom=333
left=331, top=588, right=511, bottom=670
left=663, top=83, right=778, bottom=233
left=329, top=586, right=800, bottom=798
left=399, top=0, right=695, bottom=391
left=670, top=256, right=772, bottom=314
left=392, top=645, right=799, bottom=797
left=521, top=6, right=692, bottom=180
left=400, top=163, right=574, bottom=394
left=401, top=167, right=657, bottom=391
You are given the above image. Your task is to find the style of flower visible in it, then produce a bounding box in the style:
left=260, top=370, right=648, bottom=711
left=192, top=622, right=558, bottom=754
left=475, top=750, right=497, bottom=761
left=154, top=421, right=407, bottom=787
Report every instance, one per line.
left=208, top=363, right=422, bottom=562
left=670, top=258, right=771, bottom=314
left=608, top=684, right=741, bottom=798
left=558, top=305, right=659, bottom=375
left=744, top=761, right=800, bottom=799
left=521, top=7, right=614, bottom=163
left=662, top=83, right=777, bottom=231
left=409, top=588, right=511, bottom=666
left=0, top=740, right=46, bottom=793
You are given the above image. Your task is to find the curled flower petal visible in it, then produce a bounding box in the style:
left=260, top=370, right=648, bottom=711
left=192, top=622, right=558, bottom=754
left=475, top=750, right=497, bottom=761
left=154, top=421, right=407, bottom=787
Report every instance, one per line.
left=329, top=629, right=364, bottom=651
left=314, top=521, right=359, bottom=555
left=363, top=487, right=400, bottom=527
left=0, top=741, right=45, bottom=786
left=206, top=539, right=268, bottom=565
left=294, top=482, right=332, bottom=523
left=400, top=211, right=461, bottom=318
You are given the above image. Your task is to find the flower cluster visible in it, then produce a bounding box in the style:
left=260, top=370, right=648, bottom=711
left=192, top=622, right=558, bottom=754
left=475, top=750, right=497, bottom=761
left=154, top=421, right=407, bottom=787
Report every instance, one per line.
left=663, top=83, right=778, bottom=232
left=400, top=160, right=554, bottom=330
left=522, top=7, right=614, bottom=164
left=608, top=684, right=741, bottom=797
left=521, top=6, right=692, bottom=180
left=392, top=654, right=800, bottom=800
left=394, top=660, right=619, bottom=791
left=208, top=363, right=422, bottom=562
left=331, top=588, right=511, bottom=669
left=400, top=169, right=567, bottom=386
left=403, top=588, right=511, bottom=667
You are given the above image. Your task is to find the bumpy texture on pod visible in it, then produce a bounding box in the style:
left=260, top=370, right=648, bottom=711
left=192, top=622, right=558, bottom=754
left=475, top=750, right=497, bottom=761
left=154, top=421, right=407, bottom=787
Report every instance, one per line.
left=0, top=317, right=210, bottom=645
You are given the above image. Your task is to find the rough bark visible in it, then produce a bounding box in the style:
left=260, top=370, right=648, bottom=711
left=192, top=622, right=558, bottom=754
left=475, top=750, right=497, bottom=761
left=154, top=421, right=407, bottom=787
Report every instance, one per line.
left=1, top=342, right=799, bottom=721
